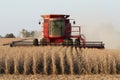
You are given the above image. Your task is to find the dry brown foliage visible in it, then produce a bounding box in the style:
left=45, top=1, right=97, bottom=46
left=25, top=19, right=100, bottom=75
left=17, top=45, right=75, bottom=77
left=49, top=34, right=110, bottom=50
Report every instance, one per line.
left=0, top=38, right=120, bottom=75
left=0, top=46, right=120, bottom=75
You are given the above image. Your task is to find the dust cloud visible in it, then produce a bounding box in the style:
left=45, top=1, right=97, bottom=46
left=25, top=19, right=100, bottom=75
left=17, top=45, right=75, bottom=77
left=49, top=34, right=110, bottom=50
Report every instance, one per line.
left=82, top=23, right=120, bottom=49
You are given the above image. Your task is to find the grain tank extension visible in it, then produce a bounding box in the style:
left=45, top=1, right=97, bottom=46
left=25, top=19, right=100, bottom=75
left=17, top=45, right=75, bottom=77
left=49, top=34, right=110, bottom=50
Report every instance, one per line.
left=7, top=14, right=104, bottom=48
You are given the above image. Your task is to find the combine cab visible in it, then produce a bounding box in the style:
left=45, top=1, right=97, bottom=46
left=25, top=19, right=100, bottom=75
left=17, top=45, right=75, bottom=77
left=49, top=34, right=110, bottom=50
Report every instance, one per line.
left=6, top=14, right=104, bottom=48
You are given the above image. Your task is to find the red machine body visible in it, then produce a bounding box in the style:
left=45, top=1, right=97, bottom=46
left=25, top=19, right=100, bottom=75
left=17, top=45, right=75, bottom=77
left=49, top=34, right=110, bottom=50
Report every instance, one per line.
left=41, top=14, right=85, bottom=45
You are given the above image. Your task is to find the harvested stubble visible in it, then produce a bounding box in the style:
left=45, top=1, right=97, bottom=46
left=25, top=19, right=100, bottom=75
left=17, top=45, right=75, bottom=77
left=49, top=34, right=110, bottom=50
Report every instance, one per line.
left=1, top=74, right=120, bottom=80
left=0, top=46, right=120, bottom=75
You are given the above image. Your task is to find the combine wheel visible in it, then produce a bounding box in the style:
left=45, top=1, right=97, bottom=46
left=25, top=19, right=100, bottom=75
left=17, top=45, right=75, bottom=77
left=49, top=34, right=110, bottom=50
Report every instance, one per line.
left=62, top=39, right=68, bottom=46
left=65, top=39, right=69, bottom=46
left=62, top=40, right=66, bottom=45
left=63, top=38, right=73, bottom=46
left=68, top=39, right=73, bottom=45
left=33, top=38, right=39, bottom=46
left=10, top=43, right=13, bottom=47
left=75, top=39, right=80, bottom=46
left=40, top=38, right=47, bottom=45
left=10, top=42, right=14, bottom=47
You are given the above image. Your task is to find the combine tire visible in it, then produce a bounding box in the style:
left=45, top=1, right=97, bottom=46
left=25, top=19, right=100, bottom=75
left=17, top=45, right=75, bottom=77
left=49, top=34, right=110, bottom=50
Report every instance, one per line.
left=40, top=38, right=47, bottom=45
left=63, top=38, right=73, bottom=46
left=63, top=39, right=68, bottom=46
left=68, top=39, right=73, bottom=45
left=10, top=43, right=13, bottom=47
left=10, top=42, right=14, bottom=47
left=33, top=39, right=38, bottom=46
left=75, top=39, right=80, bottom=46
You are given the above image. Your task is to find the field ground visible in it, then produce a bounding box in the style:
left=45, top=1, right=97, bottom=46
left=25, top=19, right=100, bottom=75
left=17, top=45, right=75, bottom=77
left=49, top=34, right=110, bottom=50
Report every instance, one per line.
left=0, top=74, right=120, bottom=80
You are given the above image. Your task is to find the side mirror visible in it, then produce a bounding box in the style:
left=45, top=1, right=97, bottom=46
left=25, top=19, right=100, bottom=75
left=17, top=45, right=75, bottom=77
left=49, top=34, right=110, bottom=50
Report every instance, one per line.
left=73, top=21, right=76, bottom=24
left=38, top=21, right=41, bottom=25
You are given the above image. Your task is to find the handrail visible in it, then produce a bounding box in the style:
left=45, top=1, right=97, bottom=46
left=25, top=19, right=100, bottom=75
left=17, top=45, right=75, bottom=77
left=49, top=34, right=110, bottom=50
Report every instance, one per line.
left=71, top=26, right=81, bottom=36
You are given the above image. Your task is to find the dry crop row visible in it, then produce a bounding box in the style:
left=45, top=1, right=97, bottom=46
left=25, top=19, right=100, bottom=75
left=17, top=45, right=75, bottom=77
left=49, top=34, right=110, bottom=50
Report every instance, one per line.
left=0, top=46, right=120, bottom=75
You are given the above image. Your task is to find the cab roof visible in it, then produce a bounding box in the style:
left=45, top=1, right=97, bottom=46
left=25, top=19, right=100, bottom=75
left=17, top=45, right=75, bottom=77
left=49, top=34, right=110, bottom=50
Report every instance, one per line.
left=41, top=14, right=70, bottom=19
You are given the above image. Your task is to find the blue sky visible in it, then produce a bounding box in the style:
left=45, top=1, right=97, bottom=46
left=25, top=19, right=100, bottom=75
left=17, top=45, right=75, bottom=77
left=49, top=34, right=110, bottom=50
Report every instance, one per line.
left=0, top=0, right=120, bottom=37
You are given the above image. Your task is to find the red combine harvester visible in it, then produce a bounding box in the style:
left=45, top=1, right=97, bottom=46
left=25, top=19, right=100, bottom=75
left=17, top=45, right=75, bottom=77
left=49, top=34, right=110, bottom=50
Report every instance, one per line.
left=33, top=14, right=104, bottom=48
left=6, top=14, right=104, bottom=48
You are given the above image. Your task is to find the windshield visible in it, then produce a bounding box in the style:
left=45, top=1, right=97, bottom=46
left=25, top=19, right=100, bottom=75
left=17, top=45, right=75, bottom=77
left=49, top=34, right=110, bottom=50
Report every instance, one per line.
left=49, top=19, right=65, bottom=36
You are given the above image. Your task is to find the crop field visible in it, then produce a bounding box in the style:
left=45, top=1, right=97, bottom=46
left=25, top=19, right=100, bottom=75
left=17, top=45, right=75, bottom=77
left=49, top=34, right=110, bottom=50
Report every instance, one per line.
left=0, top=38, right=21, bottom=46
left=0, top=38, right=120, bottom=80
